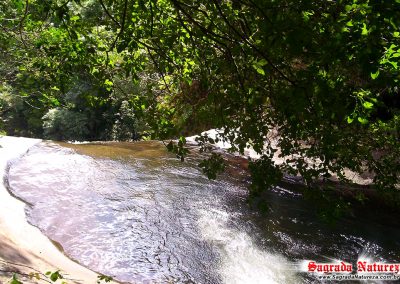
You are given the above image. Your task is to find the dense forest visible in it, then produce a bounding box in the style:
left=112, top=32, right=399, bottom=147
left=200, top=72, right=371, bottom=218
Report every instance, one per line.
left=1, top=0, right=399, bottom=210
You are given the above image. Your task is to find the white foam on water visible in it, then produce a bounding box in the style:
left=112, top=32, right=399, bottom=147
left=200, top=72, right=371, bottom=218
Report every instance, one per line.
left=197, top=208, right=299, bottom=284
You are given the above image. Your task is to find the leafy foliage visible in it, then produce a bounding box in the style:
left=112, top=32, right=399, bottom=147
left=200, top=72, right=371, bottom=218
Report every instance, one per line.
left=198, top=153, right=225, bottom=180
left=45, top=270, right=63, bottom=282
left=42, top=108, right=90, bottom=140
left=97, top=274, right=113, bottom=283
left=165, top=136, right=189, bottom=161
left=5, top=268, right=113, bottom=284
left=10, top=274, right=22, bottom=284
left=1, top=0, right=399, bottom=203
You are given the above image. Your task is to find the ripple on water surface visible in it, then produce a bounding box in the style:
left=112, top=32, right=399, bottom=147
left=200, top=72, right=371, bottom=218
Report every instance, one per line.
left=7, top=141, right=400, bottom=284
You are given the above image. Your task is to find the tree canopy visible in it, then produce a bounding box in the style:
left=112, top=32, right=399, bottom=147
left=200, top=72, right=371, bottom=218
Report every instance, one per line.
left=1, top=0, right=399, bottom=206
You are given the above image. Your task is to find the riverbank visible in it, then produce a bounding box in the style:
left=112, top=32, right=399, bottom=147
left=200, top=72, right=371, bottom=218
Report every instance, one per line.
left=187, top=129, right=374, bottom=185
left=0, top=136, right=99, bottom=284
left=187, top=129, right=400, bottom=215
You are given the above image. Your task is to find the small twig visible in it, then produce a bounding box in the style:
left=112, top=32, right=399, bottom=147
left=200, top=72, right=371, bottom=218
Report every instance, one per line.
left=145, top=47, right=172, bottom=94
left=98, top=0, right=121, bottom=28
left=0, top=259, right=79, bottom=283
left=18, top=0, right=29, bottom=48
left=211, top=0, right=295, bottom=85
left=149, top=0, right=154, bottom=37
left=109, top=0, right=128, bottom=51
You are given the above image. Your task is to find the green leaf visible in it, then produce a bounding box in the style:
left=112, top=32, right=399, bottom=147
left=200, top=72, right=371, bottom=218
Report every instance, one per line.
left=104, top=79, right=113, bottom=86
left=104, top=79, right=113, bottom=91
left=357, top=117, right=369, bottom=124
left=258, top=59, right=268, bottom=66
left=253, top=65, right=265, bottom=75
left=347, top=116, right=354, bottom=124
left=91, top=67, right=99, bottom=74
left=49, top=271, right=63, bottom=282
left=389, top=61, right=398, bottom=69
left=361, top=23, right=369, bottom=36
left=363, top=101, right=374, bottom=109
left=70, top=15, right=80, bottom=22
left=98, top=275, right=113, bottom=283
left=370, top=70, right=379, bottom=79
left=10, top=274, right=22, bottom=284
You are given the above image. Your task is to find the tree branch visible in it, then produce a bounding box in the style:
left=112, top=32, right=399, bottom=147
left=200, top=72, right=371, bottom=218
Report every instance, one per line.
left=98, top=0, right=121, bottom=28
left=18, top=0, right=29, bottom=48
left=110, top=0, right=128, bottom=51
left=211, top=0, right=295, bottom=85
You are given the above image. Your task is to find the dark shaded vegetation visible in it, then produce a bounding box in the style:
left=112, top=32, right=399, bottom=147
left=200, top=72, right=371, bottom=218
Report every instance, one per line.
left=0, top=0, right=399, bottom=214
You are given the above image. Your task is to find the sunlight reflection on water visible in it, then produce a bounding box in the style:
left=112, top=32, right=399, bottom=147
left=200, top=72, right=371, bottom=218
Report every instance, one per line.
left=7, top=141, right=400, bottom=283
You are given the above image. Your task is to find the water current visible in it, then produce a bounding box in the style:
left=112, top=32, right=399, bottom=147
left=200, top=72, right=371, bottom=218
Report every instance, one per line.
left=7, top=141, right=400, bottom=283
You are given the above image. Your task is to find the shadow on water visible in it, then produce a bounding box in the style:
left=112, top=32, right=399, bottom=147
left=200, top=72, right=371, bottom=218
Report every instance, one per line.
left=6, top=141, right=400, bottom=283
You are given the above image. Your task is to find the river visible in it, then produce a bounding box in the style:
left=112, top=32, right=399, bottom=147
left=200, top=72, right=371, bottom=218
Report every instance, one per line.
left=6, top=141, right=400, bottom=283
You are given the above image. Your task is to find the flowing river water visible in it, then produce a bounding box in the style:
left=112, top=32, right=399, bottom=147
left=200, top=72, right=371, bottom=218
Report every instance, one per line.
left=6, top=141, right=400, bottom=283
